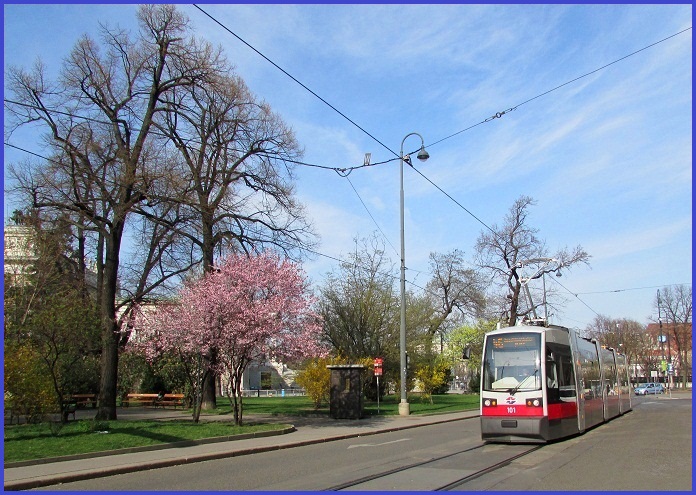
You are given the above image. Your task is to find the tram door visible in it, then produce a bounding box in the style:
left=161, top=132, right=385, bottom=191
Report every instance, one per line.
left=544, top=334, right=579, bottom=439
left=600, top=348, right=620, bottom=420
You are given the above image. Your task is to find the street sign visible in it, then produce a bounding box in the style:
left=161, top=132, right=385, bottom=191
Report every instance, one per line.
left=661, top=360, right=668, bottom=372
left=374, top=357, right=383, bottom=376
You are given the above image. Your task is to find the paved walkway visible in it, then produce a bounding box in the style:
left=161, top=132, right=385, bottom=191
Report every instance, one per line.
left=3, top=407, right=480, bottom=490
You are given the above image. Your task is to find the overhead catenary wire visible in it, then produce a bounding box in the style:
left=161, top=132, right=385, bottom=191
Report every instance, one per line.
left=426, top=27, right=692, bottom=150
left=7, top=138, right=684, bottom=329
left=6, top=24, right=691, bottom=180
left=573, top=283, right=692, bottom=296
left=344, top=175, right=400, bottom=258
left=192, top=3, right=398, bottom=160
left=6, top=12, right=690, bottom=327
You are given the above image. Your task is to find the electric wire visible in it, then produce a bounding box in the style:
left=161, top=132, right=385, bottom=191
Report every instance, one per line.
left=408, top=162, right=497, bottom=236
left=7, top=22, right=691, bottom=179
left=6, top=133, right=684, bottom=327
left=426, top=27, right=692, bottom=150
left=6, top=14, right=690, bottom=326
left=3, top=98, right=398, bottom=177
left=574, top=283, right=692, bottom=295
left=344, top=175, right=400, bottom=258
left=548, top=275, right=600, bottom=318
left=192, top=3, right=397, bottom=159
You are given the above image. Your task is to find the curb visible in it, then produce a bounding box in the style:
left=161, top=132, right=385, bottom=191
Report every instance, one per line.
left=4, top=413, right=478, bottom=490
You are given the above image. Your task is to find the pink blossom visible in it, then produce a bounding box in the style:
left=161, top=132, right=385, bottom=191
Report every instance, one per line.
left=131, top=251, right=328, bottom=373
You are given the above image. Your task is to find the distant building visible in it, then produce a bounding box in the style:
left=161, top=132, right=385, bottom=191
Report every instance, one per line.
left=4, top=223, right=99, bottom=292
left=645, top=322, right=692, bottom=384
left=3, top=224, right=38, bottom=286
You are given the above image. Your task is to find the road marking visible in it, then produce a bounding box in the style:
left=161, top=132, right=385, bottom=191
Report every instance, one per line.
left=347, top=438, right=411, bottom=449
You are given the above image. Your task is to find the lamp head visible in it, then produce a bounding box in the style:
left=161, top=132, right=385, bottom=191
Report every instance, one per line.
left=416, top=145, right=429, bottom=162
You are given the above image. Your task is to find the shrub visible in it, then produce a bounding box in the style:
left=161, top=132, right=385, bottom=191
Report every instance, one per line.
left=295, top=357, right=333, bottom=408
left=415, top=361, right=449, bottom=404
left=4, top=342, right=57, bottom=423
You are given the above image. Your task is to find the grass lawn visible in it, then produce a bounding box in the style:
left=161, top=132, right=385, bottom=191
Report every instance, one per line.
left=4, top=393, right=479, bottom=463
left=4, top=420, right=288, bottom=463
left=233, top=393, right=480, bottom=417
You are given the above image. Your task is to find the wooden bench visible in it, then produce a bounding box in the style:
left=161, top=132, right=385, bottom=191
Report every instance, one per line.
left=122, top=393, right=159, bottom=407
left=67, top=394, right=97, bottom=408
left=154, top=393, right=185, bottom=409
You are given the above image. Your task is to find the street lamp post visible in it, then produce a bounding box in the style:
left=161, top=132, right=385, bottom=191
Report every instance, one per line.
left=398, top=132, right=429, bottom=416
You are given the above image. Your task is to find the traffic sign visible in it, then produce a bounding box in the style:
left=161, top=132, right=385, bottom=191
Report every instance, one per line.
left=374, top=357, right=383, bottom=376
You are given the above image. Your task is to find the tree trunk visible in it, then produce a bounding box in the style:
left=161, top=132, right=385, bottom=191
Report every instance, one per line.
left=201, top=372, right=217, bottom=410
left=95, top=228, right=123, bottom=421
left=507, top=291, right=520, bottom=327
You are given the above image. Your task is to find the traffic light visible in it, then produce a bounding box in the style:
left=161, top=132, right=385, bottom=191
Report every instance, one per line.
left=462, top=346, right=471, bottom=360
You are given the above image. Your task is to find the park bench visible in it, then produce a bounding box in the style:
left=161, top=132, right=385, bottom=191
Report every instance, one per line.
left=154, top=393, right=185, bottom=409
left=122, top=393, right=185, bottom=408
left=67, top=394, right=97, bottom=408
left=122, top=393, right=159, bottom=407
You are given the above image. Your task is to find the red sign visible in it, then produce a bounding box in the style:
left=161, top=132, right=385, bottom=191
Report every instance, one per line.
left=374, top=358, right=383, bottom=376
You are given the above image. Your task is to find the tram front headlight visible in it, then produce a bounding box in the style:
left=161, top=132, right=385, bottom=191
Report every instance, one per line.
left=525, top=398, right=542, bottom=407
left=483, top=398, right=497, bottom=407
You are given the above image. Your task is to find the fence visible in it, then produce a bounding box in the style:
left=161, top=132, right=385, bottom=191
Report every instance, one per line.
left=240, top=388, right=306, bottom=398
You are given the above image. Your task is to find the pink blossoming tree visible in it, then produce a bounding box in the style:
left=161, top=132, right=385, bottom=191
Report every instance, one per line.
left=133, top=251, right=326, bottom=423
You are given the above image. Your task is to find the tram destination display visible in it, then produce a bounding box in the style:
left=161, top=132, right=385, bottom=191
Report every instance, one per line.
left=491, top=334, right=537, bottom=350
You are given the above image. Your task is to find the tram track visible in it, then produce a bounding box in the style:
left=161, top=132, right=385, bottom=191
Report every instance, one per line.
left=323, top=442, right=543, bottom=491
left=434, top=444, right=543, bottom=491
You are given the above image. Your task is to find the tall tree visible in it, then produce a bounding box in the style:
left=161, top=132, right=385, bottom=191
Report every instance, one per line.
left=5, top=5, right=225, bottom=420
left=132, top=251, right=325, bottom=424
left=425, top=249, right=486, bottom=349
left=474, top=195, right=590, bottom=327
left=318, top=235, right=399, bottom=362
left=142, top=69, right=316, bottom=409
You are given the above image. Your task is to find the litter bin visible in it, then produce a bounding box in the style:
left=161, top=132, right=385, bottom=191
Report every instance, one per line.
left=327, top=364, right=365, bottom=419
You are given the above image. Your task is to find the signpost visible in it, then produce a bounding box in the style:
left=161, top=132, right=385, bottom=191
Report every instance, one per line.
left=374, top=358, right=383, bottom=414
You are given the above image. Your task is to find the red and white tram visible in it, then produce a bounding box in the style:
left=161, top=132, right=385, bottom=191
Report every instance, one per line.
left=480, top=322, right=632, bottom=443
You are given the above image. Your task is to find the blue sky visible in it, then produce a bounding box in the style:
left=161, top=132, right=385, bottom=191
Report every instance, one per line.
left=3, top=4, right=692, bottom=331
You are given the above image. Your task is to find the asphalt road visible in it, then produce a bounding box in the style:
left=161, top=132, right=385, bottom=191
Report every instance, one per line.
left=35, top=413, right=485, bottom=491
left=465, top=393, right=692, bottom=491
left=35, top=393, right=691, bottom=491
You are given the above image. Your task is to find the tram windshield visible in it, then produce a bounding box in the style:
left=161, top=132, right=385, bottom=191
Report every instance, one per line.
left=483, top=332, right=542, bottom=393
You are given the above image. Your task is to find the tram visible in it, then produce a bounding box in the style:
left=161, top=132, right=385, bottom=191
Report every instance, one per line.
left=480, top=321, right=632, bottom=443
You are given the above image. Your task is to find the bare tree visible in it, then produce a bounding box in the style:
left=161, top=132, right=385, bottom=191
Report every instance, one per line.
left=151, top=72, right=316, bottom=269
left=139, top=68, right=316, bottom=409
left=425, top=249, right=486, bottom=350
left=585, top=315, right=645, bottom=383
left=655, top=285, right=692, bottom=388
left=475, top=195, right=590, bottom=327
left=5, top=5, right=225, bottom=420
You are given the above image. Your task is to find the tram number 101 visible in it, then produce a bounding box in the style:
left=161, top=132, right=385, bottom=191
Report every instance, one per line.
left=507, top=406, right=516, bottom=414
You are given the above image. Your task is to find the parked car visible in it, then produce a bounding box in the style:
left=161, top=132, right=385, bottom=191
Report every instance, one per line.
left=634, top=382, right=665, bottom=395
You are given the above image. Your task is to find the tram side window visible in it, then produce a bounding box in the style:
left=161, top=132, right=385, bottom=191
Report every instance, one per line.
left=546, top=344, right=576, bottom=402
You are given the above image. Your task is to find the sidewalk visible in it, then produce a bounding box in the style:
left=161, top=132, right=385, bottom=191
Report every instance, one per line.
left=3, top=408, right=480, bottom=490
